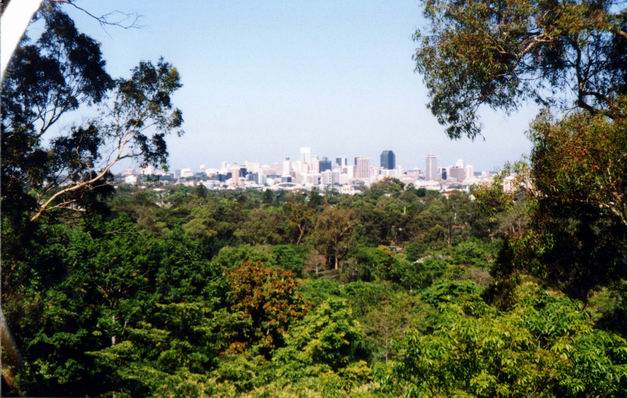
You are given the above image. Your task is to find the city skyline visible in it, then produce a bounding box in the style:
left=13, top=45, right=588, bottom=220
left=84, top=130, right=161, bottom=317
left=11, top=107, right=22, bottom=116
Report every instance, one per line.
left=157, top=147, right=488, bottom=175
left=61, top=0, right=534, bottom=172
left=160, top=146, right=495, bottom=176
left=123, top=146, right=494, bottom=194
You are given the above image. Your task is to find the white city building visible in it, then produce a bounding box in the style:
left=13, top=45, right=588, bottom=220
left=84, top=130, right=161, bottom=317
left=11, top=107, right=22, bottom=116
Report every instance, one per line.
left=425, top=154, right=439, bottom=181
left=180, top=168, right=194, bottom=178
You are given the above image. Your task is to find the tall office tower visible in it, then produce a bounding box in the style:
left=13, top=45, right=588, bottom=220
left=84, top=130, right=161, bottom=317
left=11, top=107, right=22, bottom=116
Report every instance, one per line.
left=441, top=168, right=447, bottom=180
left=321, top=170, right=333, bottom=186
left=380, top=150, right=396, bottom=170
left=334, top=157, right=346, bottom=167
left=282, top=157, right=292, bottom=177
left=321, top=170, right=341, bottom=186
left=300, top=147, right=312, bottom=165
left=449, top=166, right=465, bottom=182
left=425, top=154, right=438, bottom=180
left=354, top=157, right=370, bottom=179
left=319, top=157, right=333, bottom=172
left=310, top=156, right=320, bottom=174
left=455, top=159, right=464, bottom=168
left=230, top=165, right=242, bottom=186
left=465, top=164, right=474, bottom=180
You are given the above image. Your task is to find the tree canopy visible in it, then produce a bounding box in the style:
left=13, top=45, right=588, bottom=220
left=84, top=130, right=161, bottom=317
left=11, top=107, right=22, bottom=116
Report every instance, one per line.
left=415, top=0, right=627, bottom=138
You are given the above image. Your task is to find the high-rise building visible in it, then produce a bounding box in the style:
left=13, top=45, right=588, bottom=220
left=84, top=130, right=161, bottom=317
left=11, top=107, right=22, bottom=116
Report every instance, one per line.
left=354, top=157, right=370, bottom=179
left=425, top=154, right=438, bottom=180
left=282, top=157, right=291, bottom=177
left=321, top=170, right=340, bottom=186
left=441, top=167, right=447, bottom=180
left=319, top=157, right=332, bottom=172
left=380, top=150, right=396, bottom=170
left=310, top=156, right=320, bottom=174
left=449, top=166, right=465, bottom=182
left=465, top=164, right=474, bottom=180
left=300, top=147, right=312, bottom=165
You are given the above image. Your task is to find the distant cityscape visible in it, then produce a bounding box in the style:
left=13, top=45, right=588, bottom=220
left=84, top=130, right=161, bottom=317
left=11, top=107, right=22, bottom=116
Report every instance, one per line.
left=116, top=147, right=501, bottom=193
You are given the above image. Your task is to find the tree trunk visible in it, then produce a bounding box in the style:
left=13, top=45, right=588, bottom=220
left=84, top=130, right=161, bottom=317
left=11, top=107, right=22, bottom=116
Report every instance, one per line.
left=111, top=314, right=117, bottom=346
left=296, top=225, right=305, bottom=244
left=0, top=308, right=22, bottom=390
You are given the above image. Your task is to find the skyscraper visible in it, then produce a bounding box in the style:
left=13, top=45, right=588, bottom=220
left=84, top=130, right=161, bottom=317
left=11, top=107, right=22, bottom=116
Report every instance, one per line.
left=319, top=157, right=332, bottom=172
left=449, top=166, right=465, bottom=182
left=282, top=157, right=291, bottom=177
left=425, top=154, right=438, bottom=180
left=354, top=157, right=370, bottom=179
left=300, top=147, right=312, bottom=164
left=380, top=150, right=396, bottom=170
left=465, top=164, right=474, bottom=180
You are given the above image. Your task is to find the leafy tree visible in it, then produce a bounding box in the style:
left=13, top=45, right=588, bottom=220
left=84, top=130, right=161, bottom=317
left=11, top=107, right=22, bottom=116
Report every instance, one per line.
left=283, top=194, right=316, bottom=244
left=272, top=244, right=309, bottom=277
left=226, top=261, right=305, bottom=353
left=415, top=0, right=627, bottom=139
left=3, top=216, right=224, bottom=395
left=210, top=245, right=275, bottom=270
left=524, top=109, right=627, bottom=300
left=343, top=282, right=422, bottom=363
left=181, top=198, right=245, bottom=255
left=2, top=6, right=183, bottom=224
left=262, top=188, right=275, bottom=205
left=1, top=6, right=112, bottom=227
left=365, top=178, right=405, bottom=200
left=235, top=207, right=288, bottom=245
left=356, top=195, right=412, bottom=245
left=344, top=246, right=400, bottom=282
left=389, top=281, right=627, bottom=397
left=470, top=173, right=516, bottom=239
left=89, top=303, right=242, bottom=397
left=273, top=298, right=370, bottom=382
left=311, top=206, right=357, bottom=271
left=414, top=0, right=626, bottom=310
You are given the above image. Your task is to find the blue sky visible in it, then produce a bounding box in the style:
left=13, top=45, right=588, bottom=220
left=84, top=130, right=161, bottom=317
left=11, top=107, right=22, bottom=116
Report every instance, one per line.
left=60, top=0, right=534, bottom=171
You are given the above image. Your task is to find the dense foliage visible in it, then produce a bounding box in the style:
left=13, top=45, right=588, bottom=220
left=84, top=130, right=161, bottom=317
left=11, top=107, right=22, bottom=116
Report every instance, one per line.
left=3, top=184, right=626, bottom=396
left=414, top=0, right=626, bottom=139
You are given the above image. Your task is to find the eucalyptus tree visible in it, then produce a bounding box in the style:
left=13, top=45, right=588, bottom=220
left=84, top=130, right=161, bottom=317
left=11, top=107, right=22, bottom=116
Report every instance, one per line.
left=1, top=3, right=183, bottom=390
left=415, top=0, right=626, bottom=139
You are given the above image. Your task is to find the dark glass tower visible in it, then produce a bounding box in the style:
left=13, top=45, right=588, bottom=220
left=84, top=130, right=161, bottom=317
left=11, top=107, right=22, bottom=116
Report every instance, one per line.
left=319, top=157, right=333, bottom=172
left=380, top=150, right=396, bottom=170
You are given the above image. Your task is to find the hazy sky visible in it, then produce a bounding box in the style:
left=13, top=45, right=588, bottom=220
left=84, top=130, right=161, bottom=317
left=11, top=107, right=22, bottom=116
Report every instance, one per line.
left=59, top=0, right=535, bottom=171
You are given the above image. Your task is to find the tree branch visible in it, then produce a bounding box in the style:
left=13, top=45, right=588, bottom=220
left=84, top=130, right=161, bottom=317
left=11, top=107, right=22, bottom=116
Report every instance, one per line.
left=57, top=0, right=142, bottom=30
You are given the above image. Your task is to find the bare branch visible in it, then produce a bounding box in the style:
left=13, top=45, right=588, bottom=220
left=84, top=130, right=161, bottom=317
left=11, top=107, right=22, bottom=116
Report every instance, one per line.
left=54, top=0, right=143, bottom=30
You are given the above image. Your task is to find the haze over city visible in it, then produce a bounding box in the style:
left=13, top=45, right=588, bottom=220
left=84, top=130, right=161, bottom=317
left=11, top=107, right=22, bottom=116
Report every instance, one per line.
left=57, top=0, right=536, bottom=171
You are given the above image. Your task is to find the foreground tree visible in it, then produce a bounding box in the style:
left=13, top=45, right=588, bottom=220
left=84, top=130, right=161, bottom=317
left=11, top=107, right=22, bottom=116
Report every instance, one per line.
left=415, top=0, right=627, bottom=304
left=1, top=5, right=183, bottom=225
left=390, top=281, right=627, bottom=396
left=1, top=3, right=183, bottom=390
left=526, top=109, right=626, bottom=300
left=415, top=0, right=626, bottom=139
